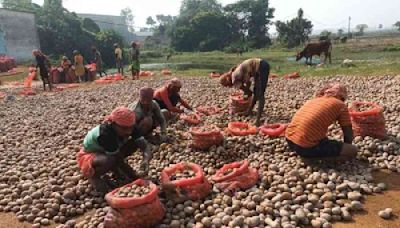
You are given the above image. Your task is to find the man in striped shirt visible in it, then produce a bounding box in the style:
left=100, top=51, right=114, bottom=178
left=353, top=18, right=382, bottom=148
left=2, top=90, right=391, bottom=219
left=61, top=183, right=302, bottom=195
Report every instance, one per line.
left=285, top=84, right=358, bottom=160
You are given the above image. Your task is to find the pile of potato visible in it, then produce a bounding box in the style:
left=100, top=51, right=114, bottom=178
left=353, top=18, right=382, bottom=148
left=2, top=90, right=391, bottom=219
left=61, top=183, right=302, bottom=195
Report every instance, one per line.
left=170, top=169, right=197, bottom=181
left=114, top=184, right=151, bottom=198
left=0, top=75, right=399, bottom=227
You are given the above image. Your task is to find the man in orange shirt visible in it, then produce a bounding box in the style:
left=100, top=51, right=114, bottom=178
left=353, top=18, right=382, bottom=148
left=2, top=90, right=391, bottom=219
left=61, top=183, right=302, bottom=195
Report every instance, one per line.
left=154, top=78, right=193, bottom=116
left=285, top=84, right=358, bottom=160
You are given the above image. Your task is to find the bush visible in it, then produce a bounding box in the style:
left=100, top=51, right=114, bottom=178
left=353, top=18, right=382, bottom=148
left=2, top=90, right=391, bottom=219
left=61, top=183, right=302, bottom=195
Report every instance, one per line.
left=95, top=30, right=124, bottom=68
left=383, top=45, right=400, bottom=52
left=140, top=51, right=164, bottom=59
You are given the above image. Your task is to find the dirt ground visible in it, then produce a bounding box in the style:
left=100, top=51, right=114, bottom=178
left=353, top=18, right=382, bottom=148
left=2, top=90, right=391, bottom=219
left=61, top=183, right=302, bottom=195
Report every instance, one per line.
left=0, top=170, right=398, bottom=228
left=335, top=170, right=400, bottom=228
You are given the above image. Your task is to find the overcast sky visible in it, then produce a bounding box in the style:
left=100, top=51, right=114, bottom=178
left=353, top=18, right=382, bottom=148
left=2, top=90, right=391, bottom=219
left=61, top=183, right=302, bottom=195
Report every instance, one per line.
left=31, top=0, right=400, bottom=33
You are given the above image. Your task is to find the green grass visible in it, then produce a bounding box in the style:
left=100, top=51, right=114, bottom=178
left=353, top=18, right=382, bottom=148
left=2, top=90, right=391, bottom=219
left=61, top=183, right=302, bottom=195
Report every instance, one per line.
left=2, top=37, right=400, bottom=83
left=142, top=38, right=400, bottom=78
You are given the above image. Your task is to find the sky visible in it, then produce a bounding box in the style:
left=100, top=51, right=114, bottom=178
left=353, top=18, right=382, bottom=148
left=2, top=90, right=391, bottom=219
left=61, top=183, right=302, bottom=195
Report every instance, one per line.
left=31, top=0, right=400, bottom=34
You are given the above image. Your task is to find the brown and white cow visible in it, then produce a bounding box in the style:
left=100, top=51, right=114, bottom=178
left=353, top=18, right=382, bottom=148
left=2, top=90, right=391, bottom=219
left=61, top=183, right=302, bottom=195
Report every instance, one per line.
left=296, top=41, right=332, bottom=65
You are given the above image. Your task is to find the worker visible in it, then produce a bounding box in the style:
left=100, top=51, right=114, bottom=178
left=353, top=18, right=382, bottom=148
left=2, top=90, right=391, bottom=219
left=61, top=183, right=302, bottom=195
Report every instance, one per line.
left=32, top=49, right=52, bottom=91
left=130, top=41, right=140, bottom=80
left=77, top=107, right=152, bottom=192
left=220, top=58, right=270, bottom=126
left=285, top=84, right=358, bottom=161
left=154, top=78, right=193, bottom=116
left=114, top=43, right=124, bottom=76
left=128, top=87, right=169, bottom=143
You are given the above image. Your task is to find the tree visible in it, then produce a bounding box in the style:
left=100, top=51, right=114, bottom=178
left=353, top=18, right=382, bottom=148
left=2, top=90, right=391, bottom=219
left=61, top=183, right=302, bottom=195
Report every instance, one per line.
left=170, top=0, right=232, bottom=51
left=146, top=16, right=156, bottom=30
left=394, top=21, right=400, bottom=31
left=82, top=18, right=100, bottom=33
left=95, top=30, right=124, bottom=67
left=337, top=29, right=344, bottom=37
left=356, top=24, right=368, bottom=36
left=121, top=7, right=135, bottom=32
left=156, top=15, right=175, bottom=26
left=276, top=9, right=313, bottom=48
left=179, top=0, right=222, bottom=19
left=319, top=30, right=332, bottom=41
left=0, top=0, right=34, bottom=11
left=225, top=0, right=275, bottom=48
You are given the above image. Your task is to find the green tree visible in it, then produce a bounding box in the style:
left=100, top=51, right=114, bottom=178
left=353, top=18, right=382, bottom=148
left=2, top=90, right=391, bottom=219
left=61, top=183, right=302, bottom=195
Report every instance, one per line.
left=82, top=18, right=100, bottom=33
left=394, top=21, right=400, bottom=31
left=146, top=16, right=156, bottom=27
left=225, top=0, right=275, bottom=48
left=0, top=0, right=34, bottom=11
left=356, top=24, right=368, bottom=36
left=319, top=30, right=332, bottom=41
left=169, top=0, right=234, bottom=51
left=95, top=30, right=124, bottom=67
left=275, top=8, right=313, bottom=48
left=121, top=7, right=135, bottom=32
left=337, top=29, right=344, bottom=37
left=146, top=16, right=156, bottom=31
left=179, top=0, right=222, bottom=19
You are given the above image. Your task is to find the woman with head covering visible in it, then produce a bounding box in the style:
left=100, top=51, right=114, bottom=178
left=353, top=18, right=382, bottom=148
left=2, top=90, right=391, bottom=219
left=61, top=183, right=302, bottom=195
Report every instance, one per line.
left=285, top=83, right=358, bottom=161
left=154, top=78, right=193, bottom=114
left=60, top=56, right=72, bottom=83
left=220, top=58, right=270, bottom=126
left=73, top=50, right=85, bottom=82
left=77, top=107, right=152, bottom=192
left=130, top=41, right=140, bottom=80
left=128, top=87, right=168, bottom=142
left=32, top=49, right=52, bottom=91
left=92, top=46, right=106, bottom=77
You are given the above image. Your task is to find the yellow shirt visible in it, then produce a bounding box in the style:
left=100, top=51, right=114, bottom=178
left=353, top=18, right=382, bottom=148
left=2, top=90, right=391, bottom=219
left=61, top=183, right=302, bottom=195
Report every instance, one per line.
left=115, top=48, right=123, bottom=60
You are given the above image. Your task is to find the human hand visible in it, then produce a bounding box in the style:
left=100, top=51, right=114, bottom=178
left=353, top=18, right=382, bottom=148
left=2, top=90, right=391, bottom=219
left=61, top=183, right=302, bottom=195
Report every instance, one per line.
left=140, top=161, right=149, bottom=174
left=160, top=134, right=169, bottom=143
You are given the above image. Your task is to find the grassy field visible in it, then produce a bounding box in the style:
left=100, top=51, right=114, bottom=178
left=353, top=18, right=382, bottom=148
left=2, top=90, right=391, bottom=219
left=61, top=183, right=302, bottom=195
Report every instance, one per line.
left=142, top=36, right=400, bottom=78
left=2, top=36, right=400, bottom=83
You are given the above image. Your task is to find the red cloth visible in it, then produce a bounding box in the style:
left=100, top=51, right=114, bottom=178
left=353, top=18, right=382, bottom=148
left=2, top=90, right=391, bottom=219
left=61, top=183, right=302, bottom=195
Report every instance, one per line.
left=104, top=107, right=136, bottom=127
left=77, top=149, right=96, bottom=178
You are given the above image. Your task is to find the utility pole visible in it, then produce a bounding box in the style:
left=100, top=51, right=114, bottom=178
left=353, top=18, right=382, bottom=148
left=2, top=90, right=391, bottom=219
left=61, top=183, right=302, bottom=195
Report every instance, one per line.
left=348, top=16, right=351, bottom=38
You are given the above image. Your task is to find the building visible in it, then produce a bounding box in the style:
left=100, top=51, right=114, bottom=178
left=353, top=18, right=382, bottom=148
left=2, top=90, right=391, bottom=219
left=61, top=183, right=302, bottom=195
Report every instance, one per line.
left=78, top=13, right=153, bottom=42
left=0, top=8, right=40, bottom=62
left=78, top=13, right=138, bottom=42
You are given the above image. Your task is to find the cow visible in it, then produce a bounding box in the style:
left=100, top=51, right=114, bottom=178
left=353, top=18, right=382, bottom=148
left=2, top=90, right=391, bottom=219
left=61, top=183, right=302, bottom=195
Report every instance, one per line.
left=296, top=41, right=332, bottom=65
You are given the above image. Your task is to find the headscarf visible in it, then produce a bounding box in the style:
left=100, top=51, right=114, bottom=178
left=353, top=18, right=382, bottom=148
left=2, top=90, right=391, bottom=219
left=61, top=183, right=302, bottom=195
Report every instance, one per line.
left=231, top=65, right=242, bottom=85
left=316, top=83, right=348, bottom=101
left=104, top=107, right=136, bottom=127
left=32, top=49, right=39, bottom=56
left=139, top=87, right=154, bottom=100
left=169, top=78, right=182, bottom=88
left=220, top=73, right=233, bottom=87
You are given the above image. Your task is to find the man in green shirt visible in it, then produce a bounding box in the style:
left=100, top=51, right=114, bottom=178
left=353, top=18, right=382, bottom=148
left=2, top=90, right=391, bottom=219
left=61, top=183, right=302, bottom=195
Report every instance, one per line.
left=129, top=87, right=169, bottom=143
left=77, top=107, right=152, bottom=192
